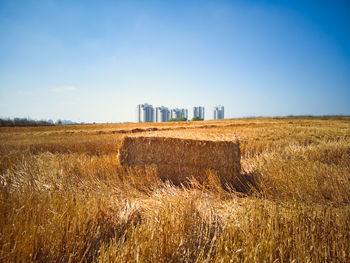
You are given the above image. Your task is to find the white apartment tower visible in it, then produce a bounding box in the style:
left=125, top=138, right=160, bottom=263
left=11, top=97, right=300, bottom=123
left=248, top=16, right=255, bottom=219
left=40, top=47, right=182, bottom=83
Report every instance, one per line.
left=213, top=105, right=224, bottom=120
left=193, top=106, right=205, bottom=119
left=170, top=108, right=188, bottom=120
left=155, top=106, right=170, bottom=122
left=136, top=103, right=154, bottom=122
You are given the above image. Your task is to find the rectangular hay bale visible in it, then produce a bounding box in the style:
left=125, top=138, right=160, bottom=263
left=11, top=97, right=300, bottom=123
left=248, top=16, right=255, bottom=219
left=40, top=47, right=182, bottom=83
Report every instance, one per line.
left=118, top=136, right=241, bottom=185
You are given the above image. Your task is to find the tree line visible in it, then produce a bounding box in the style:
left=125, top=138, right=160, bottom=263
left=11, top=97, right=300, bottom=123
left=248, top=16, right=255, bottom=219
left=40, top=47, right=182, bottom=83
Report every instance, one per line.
left=168, top=116, right=204, bottom=122
left=0, top=118, right=55, bottom=127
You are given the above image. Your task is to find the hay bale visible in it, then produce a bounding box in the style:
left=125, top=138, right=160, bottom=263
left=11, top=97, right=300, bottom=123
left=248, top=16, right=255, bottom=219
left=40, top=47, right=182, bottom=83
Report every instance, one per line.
left=118, top=136, right=241, bottom=186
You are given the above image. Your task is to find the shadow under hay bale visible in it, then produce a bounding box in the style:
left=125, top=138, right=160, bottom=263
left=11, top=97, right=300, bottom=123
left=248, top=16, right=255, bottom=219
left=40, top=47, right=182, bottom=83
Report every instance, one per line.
left=234, top=171, right=262, bottom=194
left=118, top=136, right=243, bottom=189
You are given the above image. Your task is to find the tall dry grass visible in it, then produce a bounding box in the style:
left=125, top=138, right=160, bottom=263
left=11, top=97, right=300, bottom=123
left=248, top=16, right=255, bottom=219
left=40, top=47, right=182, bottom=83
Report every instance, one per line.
left=0, top=117, right=349, bottom=262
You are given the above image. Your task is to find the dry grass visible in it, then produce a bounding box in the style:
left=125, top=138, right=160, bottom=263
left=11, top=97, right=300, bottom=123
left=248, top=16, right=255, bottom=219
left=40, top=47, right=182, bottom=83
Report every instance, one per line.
left=0, top=117, right=349, bottom=262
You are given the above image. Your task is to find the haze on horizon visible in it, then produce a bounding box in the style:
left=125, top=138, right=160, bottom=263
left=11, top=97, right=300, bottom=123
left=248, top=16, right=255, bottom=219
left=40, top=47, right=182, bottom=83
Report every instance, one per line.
left=1, top=0, right=349, bottom=123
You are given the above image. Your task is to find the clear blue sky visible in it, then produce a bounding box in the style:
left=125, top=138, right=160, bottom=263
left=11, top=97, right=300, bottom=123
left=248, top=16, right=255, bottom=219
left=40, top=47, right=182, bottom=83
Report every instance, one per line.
left=1, top=0, right=349, bottom=123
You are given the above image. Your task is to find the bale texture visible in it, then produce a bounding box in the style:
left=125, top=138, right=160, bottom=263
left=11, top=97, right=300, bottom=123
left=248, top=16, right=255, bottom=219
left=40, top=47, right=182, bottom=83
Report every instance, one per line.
left=118, top=136, right=241, bottom=186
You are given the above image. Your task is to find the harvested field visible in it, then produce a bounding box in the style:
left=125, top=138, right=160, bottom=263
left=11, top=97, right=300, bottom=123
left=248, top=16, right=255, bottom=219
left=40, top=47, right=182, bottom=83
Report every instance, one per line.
left=118, top=136, right=241, bottom=187
left=0, top=117, right=350, bottom=262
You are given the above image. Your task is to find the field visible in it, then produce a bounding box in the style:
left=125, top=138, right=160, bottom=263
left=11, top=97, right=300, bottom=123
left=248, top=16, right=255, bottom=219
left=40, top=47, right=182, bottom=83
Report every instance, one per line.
left=1, top=117, right=350, bottom=262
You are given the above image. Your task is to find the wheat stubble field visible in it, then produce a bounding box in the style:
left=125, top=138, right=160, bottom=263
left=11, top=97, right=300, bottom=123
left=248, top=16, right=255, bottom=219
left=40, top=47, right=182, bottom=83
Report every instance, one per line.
left=0, top=117, right=349, bottom=262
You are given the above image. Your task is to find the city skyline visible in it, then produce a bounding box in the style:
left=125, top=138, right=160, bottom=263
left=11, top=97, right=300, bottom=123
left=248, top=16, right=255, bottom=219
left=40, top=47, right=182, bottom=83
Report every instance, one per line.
left=1, top=0, right=349, bottom=123
left=136, top=103, right=224, bottom=123
left=137, top=103, right=188, bottom=123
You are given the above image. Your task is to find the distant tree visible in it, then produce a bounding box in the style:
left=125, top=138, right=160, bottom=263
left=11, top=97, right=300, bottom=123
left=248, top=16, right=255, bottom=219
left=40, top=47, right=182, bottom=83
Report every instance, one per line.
left=169, top=117, right=187, bottom=122
left=191, top=116, right=204, bottom=121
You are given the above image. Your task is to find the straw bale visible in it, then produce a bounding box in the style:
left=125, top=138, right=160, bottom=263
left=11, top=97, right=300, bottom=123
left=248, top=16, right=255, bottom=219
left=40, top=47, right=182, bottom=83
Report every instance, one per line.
left=118, top=136, right=241, bottom=186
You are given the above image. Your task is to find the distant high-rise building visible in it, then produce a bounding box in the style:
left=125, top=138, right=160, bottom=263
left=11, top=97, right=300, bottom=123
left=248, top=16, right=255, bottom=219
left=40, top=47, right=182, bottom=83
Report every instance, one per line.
left=136, top=103, right=154, bottom=122
left=193, top=106, right=205, bottom=119
left=213, top=105, right=224, bottom=120
left=155, top=106, right=170, bottom=122
left=170, top=108, right=188, bottom=120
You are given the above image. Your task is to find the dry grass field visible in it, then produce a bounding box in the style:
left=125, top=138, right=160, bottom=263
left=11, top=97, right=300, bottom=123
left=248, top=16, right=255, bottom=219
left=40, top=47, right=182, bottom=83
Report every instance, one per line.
left=0, top=117, right=349, bottom=262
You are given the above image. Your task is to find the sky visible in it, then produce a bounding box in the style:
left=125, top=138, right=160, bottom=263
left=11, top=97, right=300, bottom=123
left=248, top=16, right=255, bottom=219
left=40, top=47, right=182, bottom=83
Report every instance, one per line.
left=0, top=0, right=349, bottom=123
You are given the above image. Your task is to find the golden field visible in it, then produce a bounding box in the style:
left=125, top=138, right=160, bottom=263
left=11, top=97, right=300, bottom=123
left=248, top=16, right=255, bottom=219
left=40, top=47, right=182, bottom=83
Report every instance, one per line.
left=0, top=117, right=349, bottom=262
